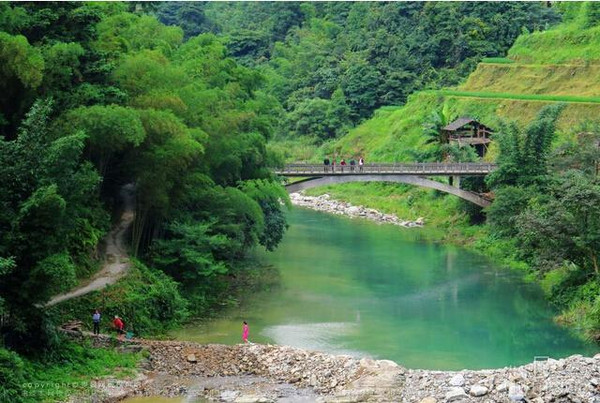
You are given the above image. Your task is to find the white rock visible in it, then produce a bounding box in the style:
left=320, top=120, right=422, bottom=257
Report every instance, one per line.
left=445, top=387, right=468, bottom=402
left=221, top=390, right=240, bottom=402
left=449, top=374, right=466, bottom=387
left=469, top=384, right=488, bottom=397
left=508, top=384, right=525, bottom=401
left=420, top=398, right=437, bottom=403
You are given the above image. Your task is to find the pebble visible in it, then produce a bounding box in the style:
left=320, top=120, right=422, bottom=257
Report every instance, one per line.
left=290, top=193, right=424, bottom=227
left=469, top=384, right=488, bottom=397
left=449, top=374, right=465, bottom=387
left=445, top=387, right=468, bottom=402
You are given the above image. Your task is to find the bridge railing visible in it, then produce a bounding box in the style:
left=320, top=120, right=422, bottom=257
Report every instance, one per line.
left=275, top=162, right=497, bottom=175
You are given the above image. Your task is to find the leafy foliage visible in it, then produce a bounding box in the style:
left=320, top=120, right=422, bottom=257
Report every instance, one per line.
left=187, top=2, right=559, bottom=141
left=0, top=3, right=289, bottom=366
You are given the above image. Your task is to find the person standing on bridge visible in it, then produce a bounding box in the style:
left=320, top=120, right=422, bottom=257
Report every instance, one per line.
left=340, top=158, right=346, bottom=172
left=331, top=157, right=336, bottom=172
left=323, top=156, right=330, bottom=172
left=350, top=158, right=356, bottom=172
left=359, top=157, right=364, bottom=172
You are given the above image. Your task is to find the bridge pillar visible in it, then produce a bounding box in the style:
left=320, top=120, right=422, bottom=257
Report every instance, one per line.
left=450, top=175, right=461, bottom=189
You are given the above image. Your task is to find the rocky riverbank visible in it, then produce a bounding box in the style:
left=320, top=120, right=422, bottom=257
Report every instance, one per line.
left=290, top=193, right=424, bottom=228
left=77, top=333, right=600, bottom=403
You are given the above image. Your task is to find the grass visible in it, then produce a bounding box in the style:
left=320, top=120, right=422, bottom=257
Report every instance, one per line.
left=459, top=63, right=600, bottom=97
left=509, top=24, right=600, bottom=65
left=480, top=57, right=514, bottom=64
left=437, top=90, right=600, bottom=104
left=23, top=341, right=142, bottom=402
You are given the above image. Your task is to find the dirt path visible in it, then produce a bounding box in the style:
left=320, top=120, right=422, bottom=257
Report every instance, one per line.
left=46, top=184, right=135, bottom=307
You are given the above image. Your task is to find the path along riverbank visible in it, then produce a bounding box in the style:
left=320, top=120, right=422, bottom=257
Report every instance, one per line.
left=289, top=193, right=425, bottom=228
left=77, top=334, right=600, bottom=402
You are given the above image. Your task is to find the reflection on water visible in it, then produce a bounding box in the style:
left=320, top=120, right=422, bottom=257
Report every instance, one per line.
left=171, top=208, right=598, bottom=370
left=262, top=322, right=363, bottom=357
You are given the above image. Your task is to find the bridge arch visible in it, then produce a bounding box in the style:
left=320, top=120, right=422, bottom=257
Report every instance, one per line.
left=285, top=175, right=491, bottom=207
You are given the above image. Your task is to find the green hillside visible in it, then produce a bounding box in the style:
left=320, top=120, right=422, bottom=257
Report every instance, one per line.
left=329, top=5, right=600, bottom=163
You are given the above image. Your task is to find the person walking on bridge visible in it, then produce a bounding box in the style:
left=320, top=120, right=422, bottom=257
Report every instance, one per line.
left=323, top=157, right=330, bottom=172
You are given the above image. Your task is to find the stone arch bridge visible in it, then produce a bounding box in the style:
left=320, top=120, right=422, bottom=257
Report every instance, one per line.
left=274, top=163, right=496, bottom=207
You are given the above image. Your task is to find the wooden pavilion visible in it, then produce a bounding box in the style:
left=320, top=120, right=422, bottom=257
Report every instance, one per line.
left=442, top=117, right=493, bottom=157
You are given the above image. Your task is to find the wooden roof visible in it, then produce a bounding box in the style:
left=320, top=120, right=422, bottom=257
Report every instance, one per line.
left=443, top=117, right=491, bottom=132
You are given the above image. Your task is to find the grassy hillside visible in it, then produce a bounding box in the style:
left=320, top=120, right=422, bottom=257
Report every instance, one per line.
left=325, top=8, right=600, bottom=164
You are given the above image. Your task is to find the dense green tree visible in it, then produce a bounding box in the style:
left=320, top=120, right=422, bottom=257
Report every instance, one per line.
left=195, top=2, right=559, bottom=141
left=486, top=104, right=565, bottom=189
left=157, top=1, right=216, bottom=39
left=61, top=105, right=145, bottom=177
left=0, top=100, right=107, bottom=351
left=515, top=171, right=600, bottom=276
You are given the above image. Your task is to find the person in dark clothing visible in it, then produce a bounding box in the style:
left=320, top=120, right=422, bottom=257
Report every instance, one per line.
left=92, top=310, right=101, bottom=335
left=340, top=158, right=346, bottom=172
left=350, top=158, right=356, bottom=172
left=323, top=157, right=330, bottom=172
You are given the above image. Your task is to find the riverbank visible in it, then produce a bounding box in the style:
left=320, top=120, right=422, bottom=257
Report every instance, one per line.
left=290, top=193, right=425, bottom=228
left=82, top=335, right=600, bottom=402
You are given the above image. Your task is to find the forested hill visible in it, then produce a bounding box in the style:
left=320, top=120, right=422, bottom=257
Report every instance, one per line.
left=156, top=2, right=559, bottom=142
left=0, top=1, right=289, bottom=363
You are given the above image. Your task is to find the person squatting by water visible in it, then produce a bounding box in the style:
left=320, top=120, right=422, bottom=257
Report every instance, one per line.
left=92, top=309, right=101, bottom=335
left=113, top=315, right=125, bottom=340
left=242, top=321, right=249, bottom=343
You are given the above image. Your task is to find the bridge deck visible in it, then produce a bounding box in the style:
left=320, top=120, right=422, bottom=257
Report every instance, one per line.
left=275, top=162, right=497, bottom=176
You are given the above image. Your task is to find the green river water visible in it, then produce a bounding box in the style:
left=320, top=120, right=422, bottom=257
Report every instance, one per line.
left=172, top=207, right=596, bottom=371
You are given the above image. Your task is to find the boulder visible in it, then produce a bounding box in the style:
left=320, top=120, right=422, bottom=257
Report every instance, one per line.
left=445, top=387, right=468, bottom=402
left=469, top=384, right=488, bottom=397
left=508, top=384, right=525, bottom=401
left=221, top=390, right=240, bottom=402
left=186, top=354, right=197, bottom=363
left=449, top=374, right=465, bottom=387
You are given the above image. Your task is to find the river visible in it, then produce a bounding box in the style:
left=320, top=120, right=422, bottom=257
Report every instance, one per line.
left=172, top=207, right=596, bottom=371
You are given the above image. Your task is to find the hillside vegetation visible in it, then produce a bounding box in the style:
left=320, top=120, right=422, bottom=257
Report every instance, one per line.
left=328, top=5, right=600, bottom=162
